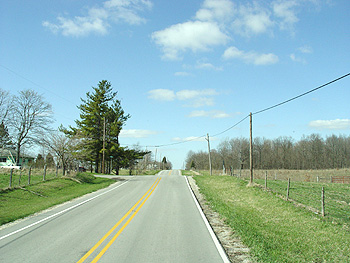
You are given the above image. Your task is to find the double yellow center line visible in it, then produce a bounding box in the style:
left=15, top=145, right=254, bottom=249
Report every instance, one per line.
left=77, top=177, right=161, bottom=263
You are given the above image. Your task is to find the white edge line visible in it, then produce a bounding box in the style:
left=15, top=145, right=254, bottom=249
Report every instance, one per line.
left=185, top=176, right=230, bottom=263
left=0, top=181, right=128, bottom=241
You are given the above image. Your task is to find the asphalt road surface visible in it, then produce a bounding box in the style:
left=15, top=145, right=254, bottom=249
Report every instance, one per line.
left=0, top=170, right=229, bottom=262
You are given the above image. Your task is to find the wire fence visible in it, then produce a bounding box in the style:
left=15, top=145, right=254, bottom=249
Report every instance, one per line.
left=231, top=170, right=350, bottom=226
left=0, top=167, right=73, bottom=190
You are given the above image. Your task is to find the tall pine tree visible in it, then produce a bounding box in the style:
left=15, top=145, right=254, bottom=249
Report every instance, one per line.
left=75, top=80, right=130, bottom=173
left=0, top=122, right=12, bottom=149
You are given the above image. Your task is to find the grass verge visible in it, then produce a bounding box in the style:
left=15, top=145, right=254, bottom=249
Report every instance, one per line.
left=0, top=173, right=115, bottom=226
left=194, top=175, right=350, bottom=262
left=254, top=178, right=350, bottom=226
left=181, top=170, right=199, bottom=176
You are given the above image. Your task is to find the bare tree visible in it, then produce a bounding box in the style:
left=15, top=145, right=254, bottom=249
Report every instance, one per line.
left=187, top=134, right=350, bottom=171
left=0, top=88, right=11, bottom=124
left=8, top=89, right=54, bottom=165
left=41, top=130, right=76, bottom=175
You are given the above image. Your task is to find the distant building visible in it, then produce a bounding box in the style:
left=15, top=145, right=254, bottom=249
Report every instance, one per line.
left=0, top=148, right=34, bottom=168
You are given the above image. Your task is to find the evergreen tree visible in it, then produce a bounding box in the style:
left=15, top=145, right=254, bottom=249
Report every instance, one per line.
left=46, top=152, right=55, bottom=168
left=0, top=122, right=13, bottom=149
left=190, top=160, right=196, bottom=170
left=75, top=80, right=130, bottom=173
left=35, top=154, right=45, bottom=168
left=120, top=148, right=150, bottom=175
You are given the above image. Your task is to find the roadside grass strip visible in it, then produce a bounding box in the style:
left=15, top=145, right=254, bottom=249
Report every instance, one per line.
left=194, top=175, right=350, bottom=263
left=254, top=178, right=350, bottom=226
left=77, top=177, right=161, bottom=263
left=0, top=174, right=116, bottom=226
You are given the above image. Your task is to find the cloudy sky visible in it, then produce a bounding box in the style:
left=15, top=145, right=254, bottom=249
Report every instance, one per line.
left=1, top=0, right=350, bottom=168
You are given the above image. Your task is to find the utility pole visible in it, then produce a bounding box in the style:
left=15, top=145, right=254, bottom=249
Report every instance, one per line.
left=249, top=112, right=253, bottom=184
left=206, top=133, right=212, bottom=176
left=154, top=148, right=157, bottom=169
left=102, top=117, right=106, bottom=174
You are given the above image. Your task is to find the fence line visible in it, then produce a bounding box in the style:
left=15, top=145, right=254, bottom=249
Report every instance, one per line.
left=0, top=166, right=70, bottom=190
left=231, top=171, right=350, bottom=225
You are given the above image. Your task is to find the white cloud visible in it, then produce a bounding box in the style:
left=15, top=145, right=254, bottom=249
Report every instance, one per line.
left=298, top=45, right=313, bottom=54
left=223, top=46, right=279, bottom=65
left=151, top=20, right=229, bottom=60
left=120, top=129, right=158, bottom=138
left=272, top=0, right=299, bottom=31
left=309, top=119, right=350, bottom=130
left=195, top=0, right=235, bottom=22
left=147, top=89, right=175, bottom=101
left=290, top=53, right=306, bottom=64
left=148, top=88, right=218, bottom=108
left=290, top=45, right=312, bottom=63
left=195, top=62, right=223, bottom=71
left=232, top=3, right=274, bottom=36
left=152, top=0, right=232, bottom=60
left=43, top=0, right=152, bottom=37
left=43, top=16, right=109, bottom=37
left=176, top=89, right=217, bottom=100
left=187, top=97, right=215, bottom=108
left=151, top=0, right=320, bottom=61
left=188, top=110, right=231, bottom=118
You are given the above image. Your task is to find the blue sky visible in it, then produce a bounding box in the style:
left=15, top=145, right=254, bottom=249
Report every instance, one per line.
left=1, top=0, right=350, bottom=169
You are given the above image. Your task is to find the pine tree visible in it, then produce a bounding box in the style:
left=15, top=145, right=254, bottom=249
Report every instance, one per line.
left=0, top=122, right=13, bottom=149
left=35, top=154, right=45, bottom=168
left=46, top=153, right=55, bottom=168
left=75, top=80, right=130, bottom=173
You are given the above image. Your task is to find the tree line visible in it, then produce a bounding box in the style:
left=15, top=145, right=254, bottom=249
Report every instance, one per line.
left=185, top=134, right=350, bottom=171
left=0, top=80, right=161, bottom=174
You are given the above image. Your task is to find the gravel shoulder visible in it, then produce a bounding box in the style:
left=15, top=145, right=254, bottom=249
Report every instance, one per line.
left=187, top=176, right=254, bottom=263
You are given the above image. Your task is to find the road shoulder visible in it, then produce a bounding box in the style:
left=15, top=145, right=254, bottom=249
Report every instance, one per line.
left=186, top=176, right=253, bottom=263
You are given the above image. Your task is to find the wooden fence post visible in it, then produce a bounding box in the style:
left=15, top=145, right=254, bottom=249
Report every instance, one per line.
left=19, top=169, right=22, bottom=186
left=56, top=165, right=58, bottom=177
left=28, top=167, right=31, bottom=185
left=9, top=168, right=13, bottom=188
left=265, top=171, right=268, bottom=189
left=286, top=178, right=291, bottom=200
left=321, top=187, right=325, bottom=217
left=43, top=165, right=47, bottom=181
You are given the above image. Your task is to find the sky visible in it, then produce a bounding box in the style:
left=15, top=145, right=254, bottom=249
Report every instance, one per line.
left=1, top=0, right=350, bottom=169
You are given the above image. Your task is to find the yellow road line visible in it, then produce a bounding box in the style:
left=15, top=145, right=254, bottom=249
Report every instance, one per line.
left=168, top=170, right=172, bottom=175
left=91, top=178, right=161, bottom=263
left=77, top=178, right=161, bottom=263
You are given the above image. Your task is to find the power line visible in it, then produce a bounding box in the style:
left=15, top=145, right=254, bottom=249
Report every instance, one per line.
left=120, top=134, right=207, bottom=148
left=252, top=72, right=350, bottom=116
left=0, top=64, right=76, bottom=105
left=120, top=115, right=251, bottom=149
left=6, top=62, right=348, bottom=150
left=212, top=114, right=250, bottom=137
left=128, top=72, right=350, bottom=148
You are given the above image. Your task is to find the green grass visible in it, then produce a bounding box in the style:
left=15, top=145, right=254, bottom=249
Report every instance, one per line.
left=0, top=168, right=63, bottom=190
left=0, top=168, right=161, bottom=190
left=237, top=169, right=350, bottom=183
left=0, top=173, right=115, bottom=226
left=181, top=170, right=199, bottom=176
left=194, top=175, right=350, bottom=262
left=254, top=178, right=350, bottom=226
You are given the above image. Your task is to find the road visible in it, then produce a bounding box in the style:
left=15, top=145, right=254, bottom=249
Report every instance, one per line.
left=0, top=170, right=229, bottom=262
